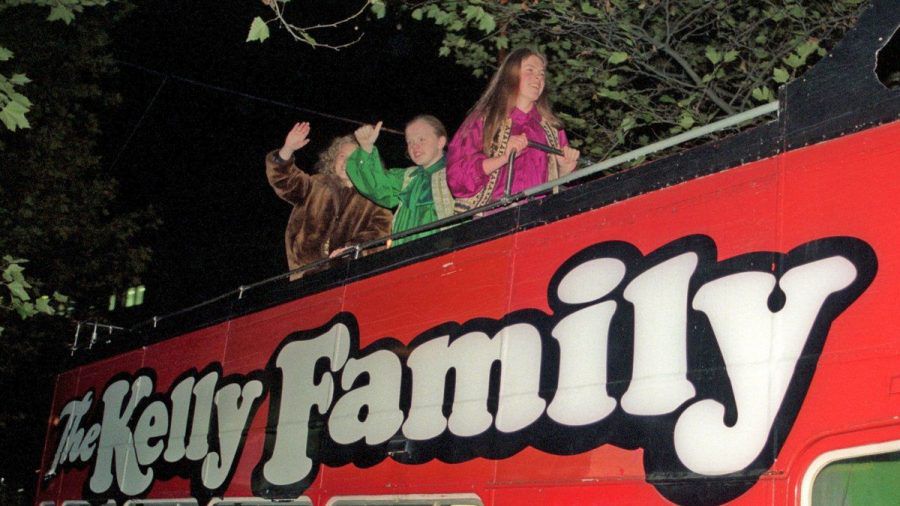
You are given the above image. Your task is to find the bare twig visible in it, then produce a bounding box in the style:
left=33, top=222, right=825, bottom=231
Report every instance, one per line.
left=266, top=0, right=370, bottom=50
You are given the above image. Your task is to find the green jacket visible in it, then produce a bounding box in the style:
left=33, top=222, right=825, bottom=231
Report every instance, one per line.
left=347, top=147, right=454, bottom=246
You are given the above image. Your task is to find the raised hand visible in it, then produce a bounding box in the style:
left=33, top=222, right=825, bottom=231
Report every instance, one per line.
left=279, top=122, right=311, bottom=160
left=556, top=146, right=581, bottom=175
left=354, top=121, right=382, bottom=154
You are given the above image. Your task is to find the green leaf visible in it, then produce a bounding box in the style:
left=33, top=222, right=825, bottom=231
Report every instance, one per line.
left=0, top=100, right=30, bottom=131
left=0, top=47, right=13, bottom=62
left=432, top=8, right=452, bottom=25
left=477, top=13, right=496, bottom=33
left=598, top=89, right=626, bottom=101
left=411, top=7, right=424, bottom=21
left=705, top=46, right=722, bottom=65
left=9, top=73, right=30, bottom=86
left=773, top=67, right=790, bottom=84
left=678, top=112, right=695, bottom=130
left=301, top=31, right=317, bottom=46
left=751, top=86, right=774, bottom=102
left=659, top=95, right=677, bottom=104
left=15, top=300, right=35, bottom=319
left=4, top=97, right=28, bottom=114
left=3, top=263, right=25, bottom=284
left=47, top=5, right=76, bottom=24
left=581, top=1, right=601, bottom=15
left=10, top=92, right=32, bottom=107
left=53, top=292, right=69, bottom=304
left=783, top=53, right=804, bottom=68
left=462, top=5, right=483, bottom=21
left=496, top=35, right=509, bottom=50
left=246, top=16, right=270, bottom=43
left=7, top=281, right=30, bottom=301
left=370, top=0, right=386, bottom=20
left=723, top=50, right=739, bottom=63
left=608, top=52, right=628, bottom=64
left=35, top=296, right=54, bottom=315
left=796, top=40, right=819, bottom=59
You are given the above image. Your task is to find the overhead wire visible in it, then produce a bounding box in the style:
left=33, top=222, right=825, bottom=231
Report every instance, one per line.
left=107, top=74, right=168, bottom=172
left=113, top=59, right=404, bottom=134
left=102, top=59, right=408, bottom=213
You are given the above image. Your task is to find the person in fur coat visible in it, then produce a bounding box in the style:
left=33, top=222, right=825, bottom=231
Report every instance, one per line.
left=266, top=122, right=393, bottom=279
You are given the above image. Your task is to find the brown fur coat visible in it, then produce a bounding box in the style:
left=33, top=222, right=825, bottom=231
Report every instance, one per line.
left=266, top=151, right=392, bottom=278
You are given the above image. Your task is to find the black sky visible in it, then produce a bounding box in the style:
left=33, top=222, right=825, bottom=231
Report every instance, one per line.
left=103, top=0, right=484, bottom=317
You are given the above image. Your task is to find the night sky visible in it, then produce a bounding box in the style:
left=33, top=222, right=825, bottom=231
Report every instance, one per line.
left=103, top=0, right=483, bottom=317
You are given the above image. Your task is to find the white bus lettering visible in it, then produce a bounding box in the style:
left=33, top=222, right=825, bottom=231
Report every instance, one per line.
left=47, top=236, right=873, bottom=506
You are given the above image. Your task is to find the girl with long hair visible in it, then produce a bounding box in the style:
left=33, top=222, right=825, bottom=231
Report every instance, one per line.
left=447, top=48, right=580, bottom=210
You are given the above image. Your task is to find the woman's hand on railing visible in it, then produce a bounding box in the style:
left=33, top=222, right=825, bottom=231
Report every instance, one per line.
left=483, top=134, right=528, bottom=175
left=556, top=146, right=580, bottom=175
left=504, top=134, right=529, bottom=160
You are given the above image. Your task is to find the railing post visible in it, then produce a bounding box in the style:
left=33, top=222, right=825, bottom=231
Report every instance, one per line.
left=504, top=148, right=517, bottom=198
left=71, top=322, right=82, bottom=356
left=89, top=322, right=98, bottom=350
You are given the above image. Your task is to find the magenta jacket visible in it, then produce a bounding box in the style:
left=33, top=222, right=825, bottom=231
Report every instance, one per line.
left=446, top=106, right=569, bottom=201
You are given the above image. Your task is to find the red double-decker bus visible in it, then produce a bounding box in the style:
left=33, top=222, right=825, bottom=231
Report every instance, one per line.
left=35, top=2, right=899, bottom=505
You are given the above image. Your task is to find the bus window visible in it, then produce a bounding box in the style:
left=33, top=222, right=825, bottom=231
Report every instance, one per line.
left=803, top=441, right=900, bottom=506
left=123, top=500, right=198, bottom=506
left=62, top=501, right=115, bottom=506
left=327, top=494, right=482, bottom=506
left=213, top=500, right=311, bottom=506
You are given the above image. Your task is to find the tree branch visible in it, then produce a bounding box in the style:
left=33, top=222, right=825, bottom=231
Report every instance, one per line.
left=266, top=0, right=369, bottom=50
left=630, top=26, right=737, bottom=115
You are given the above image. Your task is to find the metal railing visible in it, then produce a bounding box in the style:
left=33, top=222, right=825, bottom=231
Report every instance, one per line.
left=73, top=101, right=779, bottom=351
left=71, top=321, right=126, bottom=355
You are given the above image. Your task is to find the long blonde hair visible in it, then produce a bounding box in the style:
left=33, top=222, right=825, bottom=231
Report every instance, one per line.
left=315, top=135, right=358, bottom=177
left=468, top=48, right=562, bottom=153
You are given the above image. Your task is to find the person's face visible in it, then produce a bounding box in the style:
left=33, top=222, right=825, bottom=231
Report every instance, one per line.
left=405, top=119, right=446, bottom=168
left=517, top=54, right=546, bottom=106
left=333, top=142, right=356, bottom=185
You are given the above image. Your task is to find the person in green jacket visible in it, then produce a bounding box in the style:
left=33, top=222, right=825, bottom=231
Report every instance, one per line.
left=347, top=115, right=456, bottom=246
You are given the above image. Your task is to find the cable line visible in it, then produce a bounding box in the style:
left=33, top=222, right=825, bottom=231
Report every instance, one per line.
left=114, top=59, right=404, bottom=135
left=108, top=74, right=168, bottom=172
